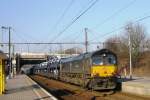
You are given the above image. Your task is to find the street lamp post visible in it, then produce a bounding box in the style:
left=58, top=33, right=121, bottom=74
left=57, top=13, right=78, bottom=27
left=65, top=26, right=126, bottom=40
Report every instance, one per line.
left=1, top=26, right=12, bottom=78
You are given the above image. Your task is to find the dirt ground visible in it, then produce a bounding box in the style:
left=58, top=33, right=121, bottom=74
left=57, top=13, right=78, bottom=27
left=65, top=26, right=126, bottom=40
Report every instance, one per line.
left=117, top=51, right=150, bottom=77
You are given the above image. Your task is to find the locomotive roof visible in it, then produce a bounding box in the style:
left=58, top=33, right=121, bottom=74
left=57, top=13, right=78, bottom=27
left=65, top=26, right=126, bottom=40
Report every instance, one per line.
left=61, top=49, right=116, bottom=63
left=91, top=48, right=116, bottom=57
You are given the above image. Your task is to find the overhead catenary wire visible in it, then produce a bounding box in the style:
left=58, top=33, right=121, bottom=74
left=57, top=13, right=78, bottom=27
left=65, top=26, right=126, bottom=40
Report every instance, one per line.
left=0, top=42, right=105, bottom=45
left=135, top=15, right=150, bottom=22
left=42, top=0, right=100, bottom=52
left=51, top=0, right=75, bottom=31
left=41, top=0, right=75, bottom=52
left=93, top=0, right=137, bottom=30
left=71, top=0, right=96, bottom=19
left=46, top=0, right=75, bottom=42
left=13, top=28, right=40, bottom=42
left=88, top=29, right=101, bottom=41
left=90, top=14, right=150, bottom=42
left=13, top=30, right=28, bottom=43
left=71, top=32, right=83, bottom=42
left=62, top=31, right=82, bottom=42
left=60, top=0, right=99, bottom=43
left=11, top=29, right=33, bottom=53
left=51, top=0, right=100, bottom=42
left=61, top=28, right=86, bottom=43
left=65, top=0, right=136, bottom=44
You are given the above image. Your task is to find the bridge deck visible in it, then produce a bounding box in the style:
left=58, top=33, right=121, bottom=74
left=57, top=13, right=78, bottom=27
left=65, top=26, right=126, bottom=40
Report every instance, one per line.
left=0, top=75, right=57, bottom=100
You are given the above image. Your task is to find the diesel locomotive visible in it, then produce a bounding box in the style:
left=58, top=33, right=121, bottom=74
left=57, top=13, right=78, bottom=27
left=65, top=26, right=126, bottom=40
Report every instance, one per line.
left=33, top=49, right=118, bottom=90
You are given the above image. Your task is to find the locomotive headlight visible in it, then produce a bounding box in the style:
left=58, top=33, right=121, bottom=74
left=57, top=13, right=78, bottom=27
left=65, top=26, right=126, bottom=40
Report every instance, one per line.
left=103, top=53, right=106, bottom=57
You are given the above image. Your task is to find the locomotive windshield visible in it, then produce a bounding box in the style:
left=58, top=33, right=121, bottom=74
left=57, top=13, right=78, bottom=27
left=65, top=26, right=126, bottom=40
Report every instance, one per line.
left=92, top=54, right=116, bottom=65
left=92, top=57, right=103, bottom=65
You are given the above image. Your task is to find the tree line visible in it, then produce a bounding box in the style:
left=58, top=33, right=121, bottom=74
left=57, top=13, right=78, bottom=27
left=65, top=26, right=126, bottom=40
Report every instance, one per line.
left=105, top=22, right=150, bottom=70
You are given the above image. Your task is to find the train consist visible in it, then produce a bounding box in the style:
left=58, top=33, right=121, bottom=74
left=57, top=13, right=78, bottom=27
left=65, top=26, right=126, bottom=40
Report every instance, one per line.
left=32, top=49, right=118, bottom=90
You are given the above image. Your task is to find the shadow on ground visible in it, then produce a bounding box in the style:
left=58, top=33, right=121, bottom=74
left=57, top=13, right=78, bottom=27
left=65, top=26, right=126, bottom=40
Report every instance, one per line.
left=6, top=84, right=40, bottom=94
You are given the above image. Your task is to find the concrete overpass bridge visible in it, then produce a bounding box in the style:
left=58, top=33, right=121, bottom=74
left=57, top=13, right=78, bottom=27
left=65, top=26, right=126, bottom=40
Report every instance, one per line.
left=15, top=52, right=76, bottom=73
left=15, top=53, right=47, bottom=73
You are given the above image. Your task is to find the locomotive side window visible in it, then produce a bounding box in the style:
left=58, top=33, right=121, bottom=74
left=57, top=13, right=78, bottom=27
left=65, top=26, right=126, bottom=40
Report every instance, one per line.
left=107, top=54, right=116, bottom=65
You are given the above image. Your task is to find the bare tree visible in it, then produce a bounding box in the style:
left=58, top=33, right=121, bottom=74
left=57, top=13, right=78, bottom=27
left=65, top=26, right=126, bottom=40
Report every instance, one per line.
left=105, top=36, right=129, bottom=56
left=145, top=39, right=150, bottom=50
left=105, top=36, right=129, bottom=68
left=105, top=37, right=120, bottom=53
left=105, top=22, right=148, bottom=68
left=122, top=22, right=147, bottom=67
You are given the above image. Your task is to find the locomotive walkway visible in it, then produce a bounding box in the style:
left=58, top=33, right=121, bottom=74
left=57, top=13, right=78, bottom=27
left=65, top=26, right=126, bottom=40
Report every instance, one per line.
left=121, top=76, right=150, bottom=97
left=0, top=75, right=57, bottom=100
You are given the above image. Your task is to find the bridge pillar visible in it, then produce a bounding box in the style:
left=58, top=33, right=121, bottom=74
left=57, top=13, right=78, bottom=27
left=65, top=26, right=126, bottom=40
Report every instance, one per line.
left=16, top=54, right=20, bottom=74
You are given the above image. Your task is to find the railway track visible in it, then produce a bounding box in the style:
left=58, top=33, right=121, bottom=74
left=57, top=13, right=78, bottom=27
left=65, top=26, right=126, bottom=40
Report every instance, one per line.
left=30, top=75, right=150, bottom=100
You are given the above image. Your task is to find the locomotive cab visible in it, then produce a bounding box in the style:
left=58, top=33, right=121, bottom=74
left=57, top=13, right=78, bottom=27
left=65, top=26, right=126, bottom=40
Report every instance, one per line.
left=91, top=53, right=117, bottom=77
left=89, top=49, right=118, bottom=90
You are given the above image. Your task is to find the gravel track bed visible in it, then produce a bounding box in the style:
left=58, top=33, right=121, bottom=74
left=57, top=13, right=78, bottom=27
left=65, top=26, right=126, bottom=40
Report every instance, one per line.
left=30, top=75, right=150, bottom=100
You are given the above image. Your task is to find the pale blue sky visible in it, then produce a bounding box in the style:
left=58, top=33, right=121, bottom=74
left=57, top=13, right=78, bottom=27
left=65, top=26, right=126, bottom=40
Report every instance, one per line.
left=0, top=0, right=150, bottom=52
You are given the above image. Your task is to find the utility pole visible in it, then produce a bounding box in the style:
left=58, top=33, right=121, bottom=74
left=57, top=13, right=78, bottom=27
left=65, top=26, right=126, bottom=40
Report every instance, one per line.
left=129, top=32, right=132, bottom=79
left=1, top=26, right=12, bottom=78
left=0, top=28, right=4, bottom=48
left=85, top=28, right=88, bottom=53
left=9, top=26, right=11, bottom=70
left=126, top=26, right=132, bottom=79
left=12, top=44, right=16, bottom=77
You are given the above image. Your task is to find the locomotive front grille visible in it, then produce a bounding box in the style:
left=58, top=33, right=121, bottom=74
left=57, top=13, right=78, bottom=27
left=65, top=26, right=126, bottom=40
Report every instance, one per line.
left=91, top=77, right=117, bottom=90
